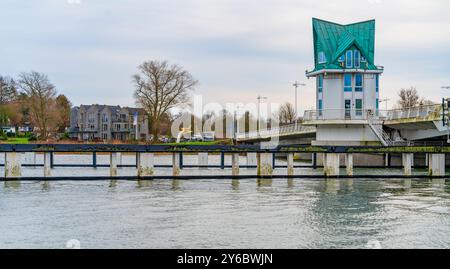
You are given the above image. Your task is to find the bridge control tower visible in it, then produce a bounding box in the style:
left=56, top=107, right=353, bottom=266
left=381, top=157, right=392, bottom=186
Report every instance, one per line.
left=303, top=18, right=385, bottom=146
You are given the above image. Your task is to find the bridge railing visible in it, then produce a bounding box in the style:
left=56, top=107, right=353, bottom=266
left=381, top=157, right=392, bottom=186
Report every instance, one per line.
left=384, top=104, right=441, bottom=121
left=303, top=109, right=380, bottom=121
left=303, top=104, right=441, bottom=122
left=236, top=123, right=316, bottom=140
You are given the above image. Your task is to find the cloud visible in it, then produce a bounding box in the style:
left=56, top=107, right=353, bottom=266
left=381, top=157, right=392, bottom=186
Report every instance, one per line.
left=0, top=0, right=449, bottom=111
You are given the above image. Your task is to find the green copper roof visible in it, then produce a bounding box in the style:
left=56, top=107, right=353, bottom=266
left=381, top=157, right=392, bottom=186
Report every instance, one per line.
left=312, top=18, right=379, bottom=72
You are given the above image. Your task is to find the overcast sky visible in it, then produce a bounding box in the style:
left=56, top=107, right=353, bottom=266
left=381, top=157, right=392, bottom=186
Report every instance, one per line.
left=1, top=0, right=450, bottom=113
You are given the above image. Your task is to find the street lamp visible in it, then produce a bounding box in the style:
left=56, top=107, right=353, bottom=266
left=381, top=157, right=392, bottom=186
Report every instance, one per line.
left=379, top=98, right=390, bottom=111
left=233, top=105, right=243, bottom=143
left=257, top=95, right=268, bottom=136
left=293, top=81, right=306, bottom=119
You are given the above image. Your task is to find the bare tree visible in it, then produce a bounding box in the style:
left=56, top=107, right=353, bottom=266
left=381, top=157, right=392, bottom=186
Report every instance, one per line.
left=133, top=60, right=198, bottom=142
left=397, top=87, right=421, bottom=108
left=397, top=87, right=436, bottom=108
left=0, top=76, right=18, bottom=105
left=277, top=102, right=297, bottom=125
left=18, top=71, right=57, bottom=139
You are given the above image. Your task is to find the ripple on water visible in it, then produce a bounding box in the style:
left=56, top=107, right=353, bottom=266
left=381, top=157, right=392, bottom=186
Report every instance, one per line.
left=1, top=172, right=450, bottom=248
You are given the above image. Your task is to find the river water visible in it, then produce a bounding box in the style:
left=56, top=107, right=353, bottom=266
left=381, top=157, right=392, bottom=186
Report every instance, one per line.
left=0, top=153, right=450, bottom=249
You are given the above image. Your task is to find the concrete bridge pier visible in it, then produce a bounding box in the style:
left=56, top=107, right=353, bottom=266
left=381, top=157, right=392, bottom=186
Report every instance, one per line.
left=5, top=152, right=22, bottom=178
left=44, top=152, right=52, bottom=177
left=287, top=153, right=294, bottom=176
left=324, top=153, right=340, bottom=177
left=198, top=152, right=208, bottom=169
left=247, top=152, right=257, bottom=167
left=232, top=153, right=240, bottom=176
left=402, top=153, right=413, bottom=176
left=172, top=153, right=181, bottom=176
left=257, top=153, right=273, bottom=176
left=428, top=154, right=445, bottom=177
left=110, top=152, right=118, bottom=177
left=137, top=153, right=154, bottom=177
left=345, top=153, right=353, bottom=176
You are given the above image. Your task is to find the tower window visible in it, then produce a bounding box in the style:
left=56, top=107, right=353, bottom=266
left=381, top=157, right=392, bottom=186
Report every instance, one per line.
left=355, top=74, right=363, bottom=92
left=318, top=75, right=323, bottom=93
left=376, top=74, right=379, bottom=92
left=354, top=50, right=361, bottom=68
left=344, top=74, right=352, bottom=92
left=346, top=50, right=353, bottom=68
left=318, top=52, right=327, bottom=64
left=318, top=100, right=323, bottom=116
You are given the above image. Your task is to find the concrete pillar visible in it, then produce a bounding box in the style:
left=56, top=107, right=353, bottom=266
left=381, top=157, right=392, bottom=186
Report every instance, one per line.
left=345, top=153, right=353, bottom=176
left=5, top=152, right=22, bottom=178
left=137, top=153, right=154, bottom=177
left=198, top=152, right=208, bottom=169
left=429, top=154, right=445, bottom=177
left=324, top=153, right=340, bottom=177
left=287, top=153, right=294, bottom=176
left=172, top=153, right=180, bottom=176
left=402, top=153, right=413, bottom=176
left=232, top=153, right=240, bottom=176
left=110, top=152, right=118, bottom=177
left=43, top=152, right=51, bottom=177
left=246, top=152, right=257, bottom=167
left=257, top=153, right=273, bottom=176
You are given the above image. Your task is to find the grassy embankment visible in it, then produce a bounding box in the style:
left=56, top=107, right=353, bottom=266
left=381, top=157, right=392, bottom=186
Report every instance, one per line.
left=3, top=137, right=30, bottom=144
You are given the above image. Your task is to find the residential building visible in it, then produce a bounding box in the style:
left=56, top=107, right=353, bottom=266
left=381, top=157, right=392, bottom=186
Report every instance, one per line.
left=69, top=104, right=150, bottom=141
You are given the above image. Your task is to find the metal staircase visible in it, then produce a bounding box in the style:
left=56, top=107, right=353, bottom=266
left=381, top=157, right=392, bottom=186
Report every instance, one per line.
left=367, top=114, right=392, bottom=146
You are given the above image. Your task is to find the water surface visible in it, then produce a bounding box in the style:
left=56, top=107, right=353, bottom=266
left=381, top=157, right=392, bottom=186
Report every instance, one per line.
left=0, top=153, right=449, bottom=249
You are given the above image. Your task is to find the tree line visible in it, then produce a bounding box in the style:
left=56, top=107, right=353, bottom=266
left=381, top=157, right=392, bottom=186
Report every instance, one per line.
left=1, top=62, right=438, bottom=143
left=0, top=71, right=71, bottom=139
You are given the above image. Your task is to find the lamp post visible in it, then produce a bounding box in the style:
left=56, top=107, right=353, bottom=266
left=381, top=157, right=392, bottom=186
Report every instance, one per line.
left=233, top=105, right=243, bottom=143
left=257, top=95, right=267, bottom=136
left=379, top=98, right=390, bottom=111
left=293, top=81, right=306, bottom=120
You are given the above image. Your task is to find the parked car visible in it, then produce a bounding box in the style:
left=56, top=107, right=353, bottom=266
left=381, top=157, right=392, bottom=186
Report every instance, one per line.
left=191, top=134, right=203, bottom=142
left=202, top=132, right=215, bottom=142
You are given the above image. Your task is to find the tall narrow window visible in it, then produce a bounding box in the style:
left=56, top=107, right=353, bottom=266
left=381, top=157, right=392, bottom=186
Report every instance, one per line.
left=355, top=74, right=363, bottom=92
left=354, top=50, right=361, bottom=68
left=376, top=74, right=379, bottom=92
left=344, top=74, right=352, bottom=92
left=318, top=75, right=323, bottom=93
left=346, top=50, right=353, bottom=68
left=318, top=100, right=323, bottom=116
left=318, top=52, right=327, bottom=64
left=355, top=99, right=363, bottom=116
left=376, top=98, right=379, bottom=116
